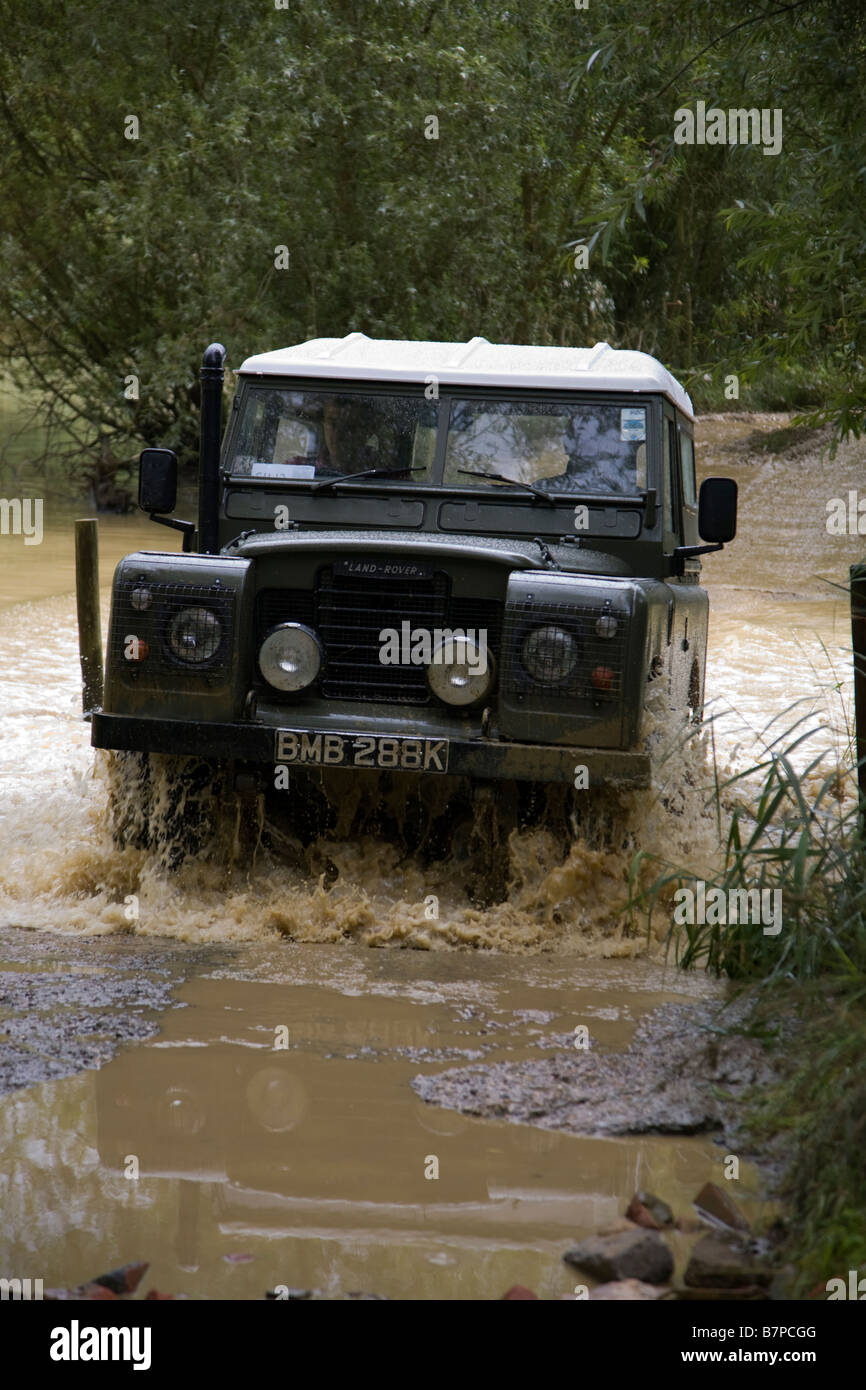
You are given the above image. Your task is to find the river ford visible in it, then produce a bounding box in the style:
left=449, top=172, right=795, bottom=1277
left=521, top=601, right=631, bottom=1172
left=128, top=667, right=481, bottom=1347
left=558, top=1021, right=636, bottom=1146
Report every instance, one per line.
left=0, top=411, right=858, bottom=1297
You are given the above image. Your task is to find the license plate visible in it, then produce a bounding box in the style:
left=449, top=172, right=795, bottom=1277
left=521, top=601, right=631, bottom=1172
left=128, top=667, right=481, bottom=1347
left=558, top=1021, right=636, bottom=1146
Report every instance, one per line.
left=274, top=729, right=450, bottom=773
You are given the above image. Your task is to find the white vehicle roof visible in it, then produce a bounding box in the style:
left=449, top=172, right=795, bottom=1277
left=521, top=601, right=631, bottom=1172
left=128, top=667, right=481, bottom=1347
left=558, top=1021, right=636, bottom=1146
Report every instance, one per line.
left=238, top=334, right=695, bottom=420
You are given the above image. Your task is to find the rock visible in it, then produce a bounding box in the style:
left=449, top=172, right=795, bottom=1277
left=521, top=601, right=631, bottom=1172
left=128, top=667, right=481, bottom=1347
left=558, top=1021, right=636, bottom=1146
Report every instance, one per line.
left=589, top=1279, right=670, bottom=1300
left=684, top=1234, right=772, bottom=1289
left=693, top=1182, right=750, bottom=1233
left=501, top=1285, right=538, bottom=1300
left=91, top=1261, right=149, bottom=1295
left=628, top=1191, right=674, bottom=1228
left=676, top=1285, right=769, bottom=1301
left=564, top=1229, right=674, bottom=1285
left=624, top=1197, right=659, bottom=1229
left=44, top=1285, right=118, bottom=1300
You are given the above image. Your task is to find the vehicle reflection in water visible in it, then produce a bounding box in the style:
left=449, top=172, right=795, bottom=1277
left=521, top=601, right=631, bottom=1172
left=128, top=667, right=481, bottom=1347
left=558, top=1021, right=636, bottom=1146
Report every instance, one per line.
left=83, top=966, right=760, bottom=1298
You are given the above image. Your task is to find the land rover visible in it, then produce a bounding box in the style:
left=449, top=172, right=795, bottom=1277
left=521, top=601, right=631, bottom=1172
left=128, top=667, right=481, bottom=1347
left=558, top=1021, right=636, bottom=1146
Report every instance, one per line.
left=91, top=336, right=736, bottom=853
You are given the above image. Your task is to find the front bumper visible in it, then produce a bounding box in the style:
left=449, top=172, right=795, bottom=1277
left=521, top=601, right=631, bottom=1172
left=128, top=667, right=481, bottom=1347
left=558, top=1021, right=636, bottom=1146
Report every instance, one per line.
left=91, top=712, right=650, bottom=788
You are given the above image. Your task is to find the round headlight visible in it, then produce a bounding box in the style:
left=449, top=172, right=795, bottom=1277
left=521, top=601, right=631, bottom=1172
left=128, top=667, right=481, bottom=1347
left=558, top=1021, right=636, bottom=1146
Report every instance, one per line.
left=130, top=585, right=152, bottom=611
left=245, top=1067, right=308, bottom=1134
left=426, top=633, right=494, bottom=707
left=259, top=623, right=323, bottom=692
left=595, top=612, right=618, bottom=639
left=167, top=606, right=222, bottom=663
left=521, top=625, right=578, bottom=684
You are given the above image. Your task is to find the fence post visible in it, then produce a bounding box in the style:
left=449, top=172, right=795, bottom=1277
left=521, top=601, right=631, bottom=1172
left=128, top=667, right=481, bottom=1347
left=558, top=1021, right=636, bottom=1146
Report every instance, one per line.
left=75, top=518, right=103, bottom=717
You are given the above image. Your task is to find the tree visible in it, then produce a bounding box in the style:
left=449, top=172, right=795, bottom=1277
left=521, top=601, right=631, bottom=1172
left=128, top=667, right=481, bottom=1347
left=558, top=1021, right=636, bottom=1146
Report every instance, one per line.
left=0, top=0, right=599, bottom=482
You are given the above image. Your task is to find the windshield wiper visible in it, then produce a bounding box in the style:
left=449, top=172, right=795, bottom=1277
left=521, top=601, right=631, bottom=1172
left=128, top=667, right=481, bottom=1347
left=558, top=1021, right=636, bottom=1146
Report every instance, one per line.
left=311, top=466, right=425, bottom=493
left=456, top=468, right=556, bottom=506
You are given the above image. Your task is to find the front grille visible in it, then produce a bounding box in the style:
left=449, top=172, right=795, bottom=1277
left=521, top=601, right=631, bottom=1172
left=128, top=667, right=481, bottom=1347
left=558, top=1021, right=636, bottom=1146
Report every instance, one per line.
left=257, top=588, right=316, bottom=634
left=256, top=577, right=504, bottom=705
left=318, top=566, right=449, bottom=702
left=501, top=600, right=628, bottom=702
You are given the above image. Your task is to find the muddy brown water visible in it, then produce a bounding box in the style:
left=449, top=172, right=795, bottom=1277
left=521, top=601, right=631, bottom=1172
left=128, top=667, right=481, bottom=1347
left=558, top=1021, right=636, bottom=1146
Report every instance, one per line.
left=0, top=412, right=859, bottom=1297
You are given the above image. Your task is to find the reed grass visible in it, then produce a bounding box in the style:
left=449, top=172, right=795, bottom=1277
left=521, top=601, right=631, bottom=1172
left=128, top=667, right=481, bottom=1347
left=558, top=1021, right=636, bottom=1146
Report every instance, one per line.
left=627, top=695, right=866, bottom=1291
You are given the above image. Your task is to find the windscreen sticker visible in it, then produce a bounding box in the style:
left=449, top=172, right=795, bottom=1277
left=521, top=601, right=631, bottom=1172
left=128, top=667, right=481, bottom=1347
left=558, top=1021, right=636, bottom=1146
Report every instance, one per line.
left=264, top=462, right=315, bottom=478
left=620, top=407, right=646, bottom=442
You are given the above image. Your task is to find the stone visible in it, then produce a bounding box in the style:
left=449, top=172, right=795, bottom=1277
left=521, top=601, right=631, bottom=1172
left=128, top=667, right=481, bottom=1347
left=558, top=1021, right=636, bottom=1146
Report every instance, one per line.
left=625, top=1196, right=659, bottom=1229
left=676, top=1285, right=769, bottom=1301
left=589, top=1279, right=670, bottom=1300
left=91, top=1261, right=149, bottom=1295
left=693, top=1182, right=750, bottom=1232
left=44, top=1284, right=118, bottom=1300
left=564, top=1229, right=675, bottom=1285
left=684, top=1234, right=772, bottom=1289
left=629, top=1191, right=674, bottom=1228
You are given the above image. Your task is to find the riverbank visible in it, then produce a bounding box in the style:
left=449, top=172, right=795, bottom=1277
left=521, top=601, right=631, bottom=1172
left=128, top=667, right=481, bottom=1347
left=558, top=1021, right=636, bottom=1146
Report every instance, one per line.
left=0, top=924, right=210, bottom=1097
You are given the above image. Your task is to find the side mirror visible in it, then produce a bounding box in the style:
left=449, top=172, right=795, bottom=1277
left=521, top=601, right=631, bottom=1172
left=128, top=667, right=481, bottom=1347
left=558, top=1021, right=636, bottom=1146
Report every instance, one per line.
left=698, top=476, right=737, bottom=544
left=139, top=448, right=178, bottom=514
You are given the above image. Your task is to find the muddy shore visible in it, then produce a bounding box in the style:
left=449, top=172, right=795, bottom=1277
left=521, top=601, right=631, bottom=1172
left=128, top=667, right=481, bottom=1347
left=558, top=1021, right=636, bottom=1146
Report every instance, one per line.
left=1, top=912, right=788, bottom=1187
left=0, top=924, right=217, bottom=1097
left=413, top=992, right=794, bottom=1178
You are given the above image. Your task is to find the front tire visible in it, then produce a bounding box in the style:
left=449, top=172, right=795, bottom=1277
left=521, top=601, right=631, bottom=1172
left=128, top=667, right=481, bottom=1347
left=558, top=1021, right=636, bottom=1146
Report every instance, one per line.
left=103, top=750, right=230, bottom=867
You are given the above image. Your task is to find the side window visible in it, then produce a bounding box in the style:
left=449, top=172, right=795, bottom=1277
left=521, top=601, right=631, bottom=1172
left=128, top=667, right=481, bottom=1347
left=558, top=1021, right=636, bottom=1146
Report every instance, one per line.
left=635, top=442, right=647, bottom=490
left=663, top=417, right=680, bottom=543
left=679, top=429, right=697, bottom=508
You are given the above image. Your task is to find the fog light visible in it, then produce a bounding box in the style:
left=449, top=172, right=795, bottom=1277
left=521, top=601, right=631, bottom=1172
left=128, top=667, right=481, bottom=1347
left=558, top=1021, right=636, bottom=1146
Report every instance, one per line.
left=168, top=606, right=222, bottom=663
left=124, top=635, right=150, bottom=663
left=426, top=634, right=494, bottom=707
left=595, top=612, right=618, bottom=639
left=259, top=623, right=323, bottom=692
left=591, top=665, right=615, bottom=692
left=521, top=625, right=578, bottom=683
left=130, top=585, right=152, bottom=611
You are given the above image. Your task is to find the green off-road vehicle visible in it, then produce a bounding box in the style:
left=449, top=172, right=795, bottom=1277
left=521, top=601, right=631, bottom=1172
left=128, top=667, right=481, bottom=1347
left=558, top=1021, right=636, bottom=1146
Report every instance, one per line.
left=92, top=336, right=736, bottom=867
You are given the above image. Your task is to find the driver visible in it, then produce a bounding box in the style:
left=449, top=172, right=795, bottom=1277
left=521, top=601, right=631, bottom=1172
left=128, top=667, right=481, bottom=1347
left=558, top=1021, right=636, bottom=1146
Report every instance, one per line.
left=318, top=397, right=379, bottom=474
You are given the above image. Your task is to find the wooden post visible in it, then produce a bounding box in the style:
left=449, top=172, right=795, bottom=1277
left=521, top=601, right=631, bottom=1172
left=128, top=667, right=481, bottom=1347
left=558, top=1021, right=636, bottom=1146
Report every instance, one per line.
left=75, top=518, right=103, bottom=716
left=851, top=563, right=866, bottom=820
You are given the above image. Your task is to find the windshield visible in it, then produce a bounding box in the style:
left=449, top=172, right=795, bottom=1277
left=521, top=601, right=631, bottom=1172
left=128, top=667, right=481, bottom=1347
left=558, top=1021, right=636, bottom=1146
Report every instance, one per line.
left=230, top=388, right=437, bottom=481
left=443, top=399, right=646, bottom=495
left=229, top=386, right=649, bottom=496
